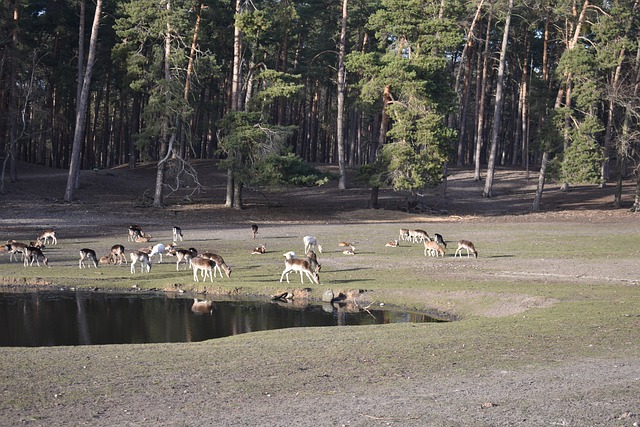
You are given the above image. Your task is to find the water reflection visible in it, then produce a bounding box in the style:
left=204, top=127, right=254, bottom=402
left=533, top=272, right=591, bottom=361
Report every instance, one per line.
left=0, top=289, right=443, bottom=347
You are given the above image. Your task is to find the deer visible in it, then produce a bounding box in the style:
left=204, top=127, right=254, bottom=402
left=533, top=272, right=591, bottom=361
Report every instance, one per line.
left=79, top=249, right=98, bottom=268
left=386, top=240, right=399, bottom=247
left=127, top=225, right=143, bottom=242
left=303, top=236, right=322, bottom=254
left=172, top=226, right=183, bottom=242
left=410, top=229, right=430, bottom=243
left=191, top=298, right=213, bottom=314
left=251, top=244, right=266, bottom=254
left=37, top=229, right=57, bottom=245
left=434, top=233, right=447, bottom=249
left=455, top=240, right=478, bottom=258
left=110, top=244, right=127, bottom=265
left=99, top=255, right=115, bottom=265
left=24, top=246, right=49, bottom=267
left=167, top=246, right=197, bottom=271
left=305, top=250, right=322, bottom=273
left=424, top=240, right=445, bottom=257
left=129, top=251, right=151, bottom=273
left=134, top=233, right=152, bottom=243
left=251, top=224, right=259, bottom=239
left=148, top=243, right=166, bottom=263
left=280, top=251, right=320, bottom=285
left=199, top=252, right=232, bottom=278
left=399, top=228, right=410, bottom=241
left=191, top=257, right=215, bottom=282
left=5, top=241, right=27, bottom=262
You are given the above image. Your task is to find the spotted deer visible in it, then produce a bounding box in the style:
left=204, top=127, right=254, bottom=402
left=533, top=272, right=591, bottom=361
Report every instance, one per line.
left=423, top=240, right=445, bottom=257
left=110, top=244, right=127, bottom=265
left=455, top=240, right=478, bottom=258
left=4, top=241, right=27, bottom=262
left=167, top=246, right=197, bottom=271
left=199, top=252, right=231, bottom=278
left=37, top=229, right=57, bottom=245
left=280, top=251, right=320, bottom=285
left=191, top=257, right=215, bottom=282
left=24, top=246, right=49, bottom=267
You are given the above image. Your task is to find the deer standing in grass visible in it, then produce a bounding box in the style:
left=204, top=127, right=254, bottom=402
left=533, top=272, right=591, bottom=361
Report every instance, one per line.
left=24, top=246, right=49, bottom=267
left=167, top=246, right=197, bottom=271
left=399, top=228, right=410, bottom=241
left=130, top=251, right=151, bottom=273
left=79, top=249, right=98, bottom=268
left=303, top=236, right=322, bottom=254
left=199, top=252, right=232, bottom=278
left=38, top=229, right=57, bottom=245
left=191, top=257, right=214, bottom=282
left=424, top=240, right=445, bottom=257
left=280, top=251, right=320, bottom=284
left=5, top=241, right=27, bottom=262
left=455, top=240, right=478, bottom=258
left=172, top=226, right=183, bottom=242
left=251, top=224, right=259, bottom=239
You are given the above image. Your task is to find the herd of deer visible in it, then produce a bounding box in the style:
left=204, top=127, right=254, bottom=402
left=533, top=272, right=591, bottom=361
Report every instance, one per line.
left=2, top=223, right=478, bottom=287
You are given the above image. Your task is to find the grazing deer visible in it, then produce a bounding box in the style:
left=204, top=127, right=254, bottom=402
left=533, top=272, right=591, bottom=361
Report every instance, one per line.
left=399, top=228, right=410, bottom=241
left=5, top=241, right=27, bottom=262
left=251, top=224, right=259, bottom=239
left=410, top=229, right=430, bottom=243
left=434, top=233, right=447, bottom=249
left=110, top=244, right=127, bottom=265
left=200, top=252, right=232, bottom=278
left=24, top=246, right=49, bottom=267
left=37, top=229, right=57, bottom=245
left=305, top=250, right=322, bottom=273
left=167, top=246, right=197, bottom=271
left=99, top=255, right=115, bottom=265
left=172, top=226, right=183, bottom=242
left=129, top=251, right=151, bottom=273
left=191, top=298, right=213, bottom=314
left=79, top=249, right=98, bottom=268
left=191, top=257, right=215, bottom=282
left=303, top=236, right=322, bottom=254
left=127, top=225, right=143, bottom=242
left=148, top=243, right=165, bottom=263
left=280, top=251, right=320, bottom=285
left=386, top=240, right=399, bottom=247
left=455, top=240, right=478, bottom=258
left=424, top=240, right=445, bottom=257
left=251, top=244, right=266, bottom=254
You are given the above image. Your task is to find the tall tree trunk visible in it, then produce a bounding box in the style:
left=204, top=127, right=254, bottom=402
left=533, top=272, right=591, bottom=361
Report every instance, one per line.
left=483, top=0, right=513, bottom=198
left=602, top=48, right=625, bottom=185
left=474, top=9, right=491, bottom=181
left=369, top=85, right=392, bottom=209
left=152, top=0, right=174, bottom=208
left=336, top=0, right=348, bottom=189
left=226, top=0, right=244, bottom=207
left=64, top=0, right=102, bottom=202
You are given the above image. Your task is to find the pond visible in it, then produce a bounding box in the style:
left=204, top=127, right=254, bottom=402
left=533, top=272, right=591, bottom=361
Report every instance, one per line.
left=0, top=289, right=443, bottom=347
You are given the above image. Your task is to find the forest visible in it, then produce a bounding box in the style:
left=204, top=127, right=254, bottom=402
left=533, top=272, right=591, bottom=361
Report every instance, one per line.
left=1, top=0, right=639, bottom=210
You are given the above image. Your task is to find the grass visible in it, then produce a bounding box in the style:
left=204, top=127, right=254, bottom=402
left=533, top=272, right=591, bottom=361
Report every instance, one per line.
left=1, top=219, right=639, bottom=424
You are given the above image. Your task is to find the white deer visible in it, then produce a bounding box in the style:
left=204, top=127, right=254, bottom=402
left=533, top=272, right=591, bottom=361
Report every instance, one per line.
left=455, top=240, right=478, bottom=258
left=79, top=249, right=98, bottom=268
left=130, top=251, right=151, bottom=273
left=303, top=236, right=322, bottom=254
left=280, top=251, right=320, bottom=284
left=148, top=243, right=166, bottom=263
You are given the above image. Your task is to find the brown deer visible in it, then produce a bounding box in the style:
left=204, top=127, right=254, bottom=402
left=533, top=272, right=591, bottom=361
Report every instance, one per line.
left=37, top=229, right=57, bottom=245
left=424, top=240, right=445, bottom=257
left=191, top=257, right=215, bottom=282
left=455, top=240, right=478, bottom=258
left=129, top=251, right=151, bottom=273
left=199, top=252, right=232, bottom=278
left=280, top=251, right=320, bottom=285
left=110, top=244, right=127, bottom=265
left=24, top=246, right=49, bottom=267
left=251, top=224, right=259, bottom=239
left=172, top=226, right=183, bottom=242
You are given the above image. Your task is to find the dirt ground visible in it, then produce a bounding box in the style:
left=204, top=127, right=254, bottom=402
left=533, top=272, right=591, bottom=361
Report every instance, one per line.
left=1, top=161, right=639, bottom=426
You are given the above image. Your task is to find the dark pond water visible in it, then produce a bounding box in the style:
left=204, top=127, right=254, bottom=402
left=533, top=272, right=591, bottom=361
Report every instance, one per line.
left=0, top=289, right=442, bottom=347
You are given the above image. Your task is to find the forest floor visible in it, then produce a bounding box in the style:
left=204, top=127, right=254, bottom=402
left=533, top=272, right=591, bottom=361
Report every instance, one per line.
left=0, top=160, right=639, bottom=426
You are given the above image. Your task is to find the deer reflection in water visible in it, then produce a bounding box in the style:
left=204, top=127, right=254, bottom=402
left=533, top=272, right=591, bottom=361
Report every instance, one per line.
left=191, top=298, right=214, bottom=314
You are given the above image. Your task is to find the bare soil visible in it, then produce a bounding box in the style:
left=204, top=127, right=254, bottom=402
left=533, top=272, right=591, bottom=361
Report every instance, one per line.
left=1, top=161, right=639, bottom=426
